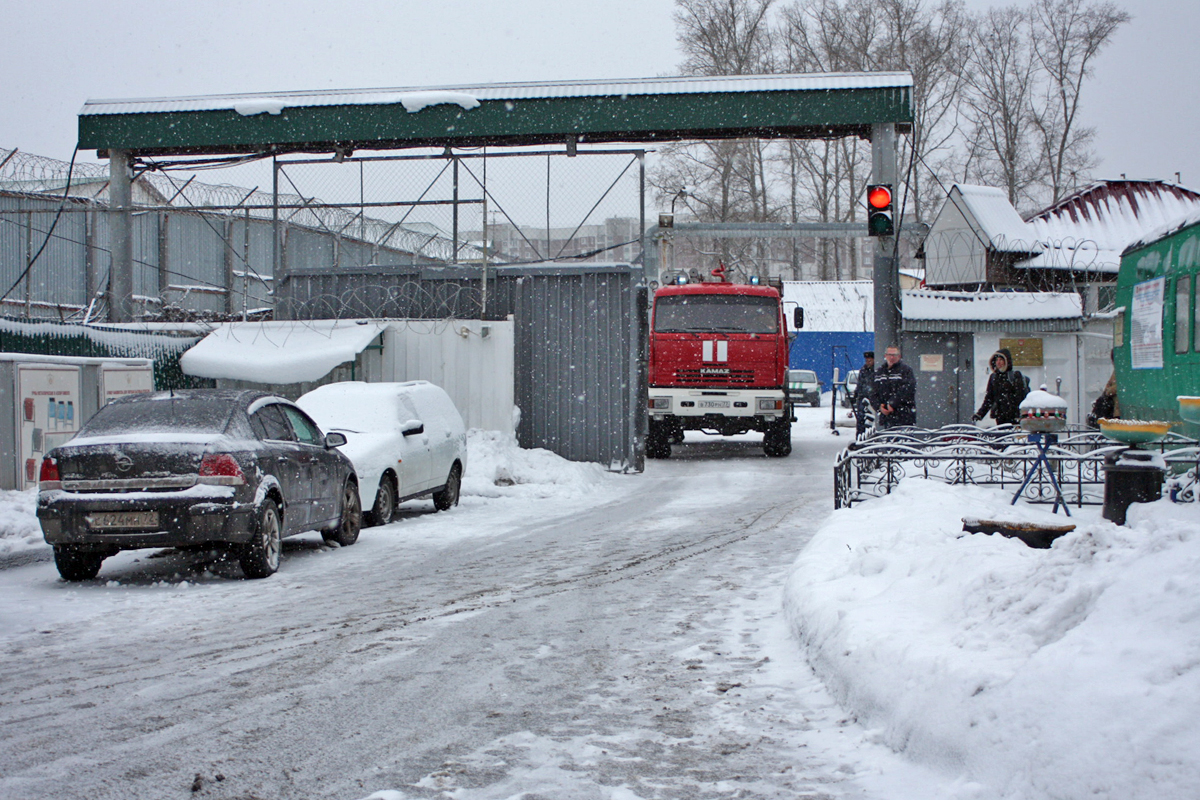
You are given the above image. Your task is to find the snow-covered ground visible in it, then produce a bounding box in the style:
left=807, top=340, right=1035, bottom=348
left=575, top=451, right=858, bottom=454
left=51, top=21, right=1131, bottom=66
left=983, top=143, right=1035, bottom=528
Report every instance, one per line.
left=0, top=408, right=1195, bottom=798
left=784, top=478, right=1200, bottom=799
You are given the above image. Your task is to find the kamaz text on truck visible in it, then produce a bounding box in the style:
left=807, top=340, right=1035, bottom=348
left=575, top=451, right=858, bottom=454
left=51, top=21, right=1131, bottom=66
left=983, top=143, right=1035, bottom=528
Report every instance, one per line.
left=646, top=274, right=798, bottom=458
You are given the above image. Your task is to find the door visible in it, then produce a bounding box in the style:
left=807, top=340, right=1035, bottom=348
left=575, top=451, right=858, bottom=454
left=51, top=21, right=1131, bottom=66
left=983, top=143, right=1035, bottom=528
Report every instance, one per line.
left=901, top=332, right=975, bottom=428
left=250, top=403, right=309, bottom=531
left=395, top=394, right=433, bottom=494
left=280, top=405, right=336, bottom=527
left=408, top=388, right=461, bottom=489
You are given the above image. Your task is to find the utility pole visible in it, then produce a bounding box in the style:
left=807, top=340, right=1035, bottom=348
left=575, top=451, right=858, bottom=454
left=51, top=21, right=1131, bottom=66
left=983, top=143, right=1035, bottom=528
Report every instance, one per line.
left=871, top=124, right=899, bottom=355
left=108, top=150, right=134, bottom=322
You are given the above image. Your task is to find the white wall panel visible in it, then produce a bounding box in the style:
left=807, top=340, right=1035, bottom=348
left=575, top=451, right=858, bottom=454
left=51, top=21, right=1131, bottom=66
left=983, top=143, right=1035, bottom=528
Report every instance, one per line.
left=382, top=319, right=515, bottom=435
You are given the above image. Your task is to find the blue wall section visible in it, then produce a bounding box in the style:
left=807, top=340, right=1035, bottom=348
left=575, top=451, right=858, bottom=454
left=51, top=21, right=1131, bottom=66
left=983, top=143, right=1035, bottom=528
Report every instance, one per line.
left=789, top=331, right=875, bottom=389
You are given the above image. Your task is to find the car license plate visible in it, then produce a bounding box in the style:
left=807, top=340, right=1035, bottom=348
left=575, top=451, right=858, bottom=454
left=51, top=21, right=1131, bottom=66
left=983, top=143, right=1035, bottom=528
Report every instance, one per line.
left=699, top=400, right=730, bottom=408
left=87, top=511, right=158, bottom=530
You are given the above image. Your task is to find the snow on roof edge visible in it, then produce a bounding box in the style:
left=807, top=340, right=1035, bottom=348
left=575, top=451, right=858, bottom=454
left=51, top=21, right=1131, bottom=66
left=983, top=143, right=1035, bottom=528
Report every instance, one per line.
left=902, top=290, right=1082, bottom=322
left=80, top=72, right=915, bottom=116
left=1123, top=207, right=1200, bottom=255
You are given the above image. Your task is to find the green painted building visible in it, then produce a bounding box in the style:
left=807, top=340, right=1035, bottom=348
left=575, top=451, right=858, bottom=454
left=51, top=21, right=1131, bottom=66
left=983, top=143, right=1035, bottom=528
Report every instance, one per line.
left=1115, top=211, right=1200, bottom=428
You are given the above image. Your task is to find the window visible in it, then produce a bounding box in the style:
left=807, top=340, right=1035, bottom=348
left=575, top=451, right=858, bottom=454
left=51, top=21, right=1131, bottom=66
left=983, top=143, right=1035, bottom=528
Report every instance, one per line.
left=1194, top=276, right=1200, bottom=353
left=281, top=406, right=324, bottom=446
left=1176, top=276, right=1191, bottom=354
left=653, top=294, right=779, bottom=334
left=80, top=396, right=235, bottom=436
left=252, top=404, right=294, bottom=441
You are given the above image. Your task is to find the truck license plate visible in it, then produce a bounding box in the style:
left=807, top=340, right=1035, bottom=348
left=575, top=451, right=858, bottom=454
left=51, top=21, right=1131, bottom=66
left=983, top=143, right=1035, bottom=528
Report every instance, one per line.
left=699, top=400, right=730, bottom=409
left=87, top=511, right=158, bottom=530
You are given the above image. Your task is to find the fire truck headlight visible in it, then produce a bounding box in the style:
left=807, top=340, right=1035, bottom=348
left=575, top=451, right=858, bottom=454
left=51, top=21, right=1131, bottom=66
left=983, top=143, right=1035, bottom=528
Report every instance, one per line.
left=757, top=398, right=783, bottom=411
left=650, top=397, right=670, bottom=410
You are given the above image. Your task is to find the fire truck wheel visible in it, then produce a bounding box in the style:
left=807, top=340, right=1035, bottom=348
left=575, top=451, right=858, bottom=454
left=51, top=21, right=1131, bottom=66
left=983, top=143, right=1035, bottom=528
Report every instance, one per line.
left=763, top=425, right=792, bottom=457
left=646, top=419, right=672, bottom=459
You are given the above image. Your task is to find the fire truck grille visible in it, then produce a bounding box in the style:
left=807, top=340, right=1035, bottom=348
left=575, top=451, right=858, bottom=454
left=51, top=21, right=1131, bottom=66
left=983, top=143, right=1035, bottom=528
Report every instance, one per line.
left=673, top=368, right=757, bottom=385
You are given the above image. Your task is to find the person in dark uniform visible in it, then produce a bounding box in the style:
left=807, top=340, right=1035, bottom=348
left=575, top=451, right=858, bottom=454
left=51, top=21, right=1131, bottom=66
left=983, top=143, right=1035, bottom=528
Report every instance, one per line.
left=852, top=351, right=876, bottom=437
left=971, top=348, right=1029, bottom=426
left=872, top=346, right=917, bottom=428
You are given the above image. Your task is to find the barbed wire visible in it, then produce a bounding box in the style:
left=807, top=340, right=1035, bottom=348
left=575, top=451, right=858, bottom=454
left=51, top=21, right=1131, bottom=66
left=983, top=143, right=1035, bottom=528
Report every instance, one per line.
left=275, top=281, right=485, bottom=323
left=1, top=147, right=485, bottom=264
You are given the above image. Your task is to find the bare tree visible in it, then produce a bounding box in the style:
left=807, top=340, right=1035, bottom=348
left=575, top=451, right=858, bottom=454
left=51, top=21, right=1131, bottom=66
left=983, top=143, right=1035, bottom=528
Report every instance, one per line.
left=675, top=0, right=777, bottom=76
left=960, top=6, right=1043, bottom=209
left=657, top=0, right=781, bottom=274
left=875, top=0, right=969, bottom=223
left=1028, top=0, right=1130, bottom=203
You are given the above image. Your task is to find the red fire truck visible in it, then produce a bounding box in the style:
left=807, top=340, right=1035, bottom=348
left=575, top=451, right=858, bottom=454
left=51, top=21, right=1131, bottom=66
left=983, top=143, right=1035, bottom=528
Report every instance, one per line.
left=646, top=271, right=797, bottom=458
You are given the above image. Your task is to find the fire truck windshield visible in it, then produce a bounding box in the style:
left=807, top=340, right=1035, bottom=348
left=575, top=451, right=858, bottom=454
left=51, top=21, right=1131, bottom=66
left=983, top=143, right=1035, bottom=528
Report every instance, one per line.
left=653, top=294, right=779, bottom=334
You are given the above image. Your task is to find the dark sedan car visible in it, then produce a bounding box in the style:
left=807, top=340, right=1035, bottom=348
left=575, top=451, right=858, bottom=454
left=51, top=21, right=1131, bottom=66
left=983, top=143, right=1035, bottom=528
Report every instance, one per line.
left=36, top=389, right=362, bottom=581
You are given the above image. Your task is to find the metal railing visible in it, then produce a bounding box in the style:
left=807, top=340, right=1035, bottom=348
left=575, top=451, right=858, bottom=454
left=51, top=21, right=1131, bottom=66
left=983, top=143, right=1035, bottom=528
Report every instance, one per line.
left=834, top=424, right=1200, bottom=509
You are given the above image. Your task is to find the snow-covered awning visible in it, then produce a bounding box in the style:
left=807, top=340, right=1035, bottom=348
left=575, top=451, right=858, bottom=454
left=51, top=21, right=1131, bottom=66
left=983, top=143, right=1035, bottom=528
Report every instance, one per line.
left=80, top=73, right=915, bottom=116
left=180, top=320, right=386, bottom=385
left=902, top=291, right=1083, bottom=333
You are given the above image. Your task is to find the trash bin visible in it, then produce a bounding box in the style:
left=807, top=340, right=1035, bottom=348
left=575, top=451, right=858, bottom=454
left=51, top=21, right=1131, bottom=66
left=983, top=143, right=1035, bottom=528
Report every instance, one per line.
left=1103, top=449, right=1165, bottom=525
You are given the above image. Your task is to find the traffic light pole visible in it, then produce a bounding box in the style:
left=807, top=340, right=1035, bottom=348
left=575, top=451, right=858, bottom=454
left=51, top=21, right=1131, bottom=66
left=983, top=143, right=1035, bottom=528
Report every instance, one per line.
left=871, top=123, right=899, bottom=356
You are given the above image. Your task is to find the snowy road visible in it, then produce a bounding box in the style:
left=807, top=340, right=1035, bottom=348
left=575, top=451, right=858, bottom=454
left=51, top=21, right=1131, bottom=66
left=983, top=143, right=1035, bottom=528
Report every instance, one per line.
left=0, top=413, right=945, bottom=800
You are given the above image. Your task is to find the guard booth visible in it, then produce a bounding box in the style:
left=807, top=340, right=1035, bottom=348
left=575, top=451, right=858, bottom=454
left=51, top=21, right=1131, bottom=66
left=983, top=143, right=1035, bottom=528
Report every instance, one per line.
left=0, top=354, right=154, bottom=490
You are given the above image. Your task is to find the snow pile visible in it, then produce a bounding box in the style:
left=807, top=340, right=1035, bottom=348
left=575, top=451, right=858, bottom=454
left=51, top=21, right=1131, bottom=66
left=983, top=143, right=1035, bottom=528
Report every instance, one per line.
left=462, top=430, right=610, bottom=499
left=783, top=479, right=1200, bottom=799
left=397, top=91, right=481, bottom=113
left=1019, top=388, right=1068, bottom=410
left=233, top=99, right=287, bottom=116
left=0, top=489, right=44, bottom=557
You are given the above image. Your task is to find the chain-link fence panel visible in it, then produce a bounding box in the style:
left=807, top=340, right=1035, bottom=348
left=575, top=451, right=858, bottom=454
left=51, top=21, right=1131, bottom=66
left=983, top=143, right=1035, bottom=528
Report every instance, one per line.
left=0, top=146, right=646, bottom=323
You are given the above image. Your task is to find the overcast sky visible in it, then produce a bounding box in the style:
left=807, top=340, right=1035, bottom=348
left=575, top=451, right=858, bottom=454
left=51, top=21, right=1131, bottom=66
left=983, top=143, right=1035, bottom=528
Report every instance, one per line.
left=4, top=0, right=1198, bottom=187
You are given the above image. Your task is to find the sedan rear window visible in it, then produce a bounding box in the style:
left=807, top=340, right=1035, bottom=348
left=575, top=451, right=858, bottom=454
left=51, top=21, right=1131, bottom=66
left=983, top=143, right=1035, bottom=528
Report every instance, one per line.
left=81, top=397, right=236, bottom=436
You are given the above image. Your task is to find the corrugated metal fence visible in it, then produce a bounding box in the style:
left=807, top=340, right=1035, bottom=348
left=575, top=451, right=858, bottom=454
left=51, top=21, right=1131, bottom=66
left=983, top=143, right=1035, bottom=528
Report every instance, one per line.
left=279, top=263, right=647, bottom=471
left=0, top=191, right=432, bottom=320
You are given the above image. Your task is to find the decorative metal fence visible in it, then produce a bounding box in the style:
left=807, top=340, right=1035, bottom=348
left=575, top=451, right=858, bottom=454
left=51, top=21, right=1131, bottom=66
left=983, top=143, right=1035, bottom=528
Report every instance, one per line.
left=834, top=424, right=1200, bottom=509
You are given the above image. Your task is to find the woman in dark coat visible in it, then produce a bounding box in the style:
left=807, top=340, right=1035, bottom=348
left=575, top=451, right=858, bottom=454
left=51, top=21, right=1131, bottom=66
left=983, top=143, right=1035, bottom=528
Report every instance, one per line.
left=972, top=348, right=1028, bottom=426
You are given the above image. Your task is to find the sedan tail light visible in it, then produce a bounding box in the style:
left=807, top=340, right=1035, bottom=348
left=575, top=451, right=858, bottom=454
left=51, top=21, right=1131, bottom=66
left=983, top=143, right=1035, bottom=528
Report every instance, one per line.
left=198, top=453, right=246, bottom=486
left=38, top=457, right=61, bottom=491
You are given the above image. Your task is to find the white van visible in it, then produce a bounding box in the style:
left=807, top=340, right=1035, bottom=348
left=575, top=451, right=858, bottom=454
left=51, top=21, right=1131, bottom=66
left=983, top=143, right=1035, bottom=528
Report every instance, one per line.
left=298, top=381, right=467, bottom=526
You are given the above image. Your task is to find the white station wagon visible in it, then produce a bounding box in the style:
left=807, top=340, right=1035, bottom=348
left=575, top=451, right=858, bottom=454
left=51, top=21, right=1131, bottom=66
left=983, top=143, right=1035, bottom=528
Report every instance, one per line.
left=297, top=381, right=467, bottom=526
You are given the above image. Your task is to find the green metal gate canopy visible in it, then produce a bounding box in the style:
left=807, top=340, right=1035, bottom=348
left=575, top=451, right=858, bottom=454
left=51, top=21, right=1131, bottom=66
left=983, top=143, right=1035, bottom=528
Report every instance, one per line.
left=78, top=73, right=912, bottom=157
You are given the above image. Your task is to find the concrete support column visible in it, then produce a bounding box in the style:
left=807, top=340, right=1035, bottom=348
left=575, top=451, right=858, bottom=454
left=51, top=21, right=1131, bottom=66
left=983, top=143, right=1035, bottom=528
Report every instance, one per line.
left=871, top=123, right=900, bottom=355
left=108, top=150, right=134, bottom=322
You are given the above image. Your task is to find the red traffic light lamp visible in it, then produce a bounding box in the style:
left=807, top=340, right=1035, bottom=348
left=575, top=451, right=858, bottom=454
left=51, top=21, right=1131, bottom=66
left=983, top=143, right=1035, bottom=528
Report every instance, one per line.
left=866, top=184, right=894, bottom=237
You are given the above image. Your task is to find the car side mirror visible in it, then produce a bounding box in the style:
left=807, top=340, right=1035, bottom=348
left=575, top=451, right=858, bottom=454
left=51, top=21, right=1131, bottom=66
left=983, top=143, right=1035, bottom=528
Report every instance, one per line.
left=793, top=307, right=804, bottom=329
left=324, top=431, right=348, bottom=448
left=401, top=420, right=425, bottom=436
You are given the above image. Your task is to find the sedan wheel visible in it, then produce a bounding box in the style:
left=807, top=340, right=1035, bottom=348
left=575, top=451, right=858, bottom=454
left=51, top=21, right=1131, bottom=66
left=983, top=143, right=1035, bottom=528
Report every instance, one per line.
left=240, top=499, right=282, bottom=579
left=432, top=464, right=461, bottom=511
left=53, top=545, right=105, bottom=582
left=366, top=475, right=396, bottom=527
left=324, top=481, right=362, bottom=546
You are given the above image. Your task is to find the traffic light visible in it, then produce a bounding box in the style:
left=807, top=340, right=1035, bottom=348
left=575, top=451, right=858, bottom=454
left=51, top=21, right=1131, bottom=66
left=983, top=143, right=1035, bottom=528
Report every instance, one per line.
left=866, top=184, right=894, bottom=237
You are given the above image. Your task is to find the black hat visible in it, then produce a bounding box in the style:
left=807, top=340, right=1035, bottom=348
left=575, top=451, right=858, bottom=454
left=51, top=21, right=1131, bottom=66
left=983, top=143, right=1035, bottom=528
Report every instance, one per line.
left=863, top=351, right=875, bottom=358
